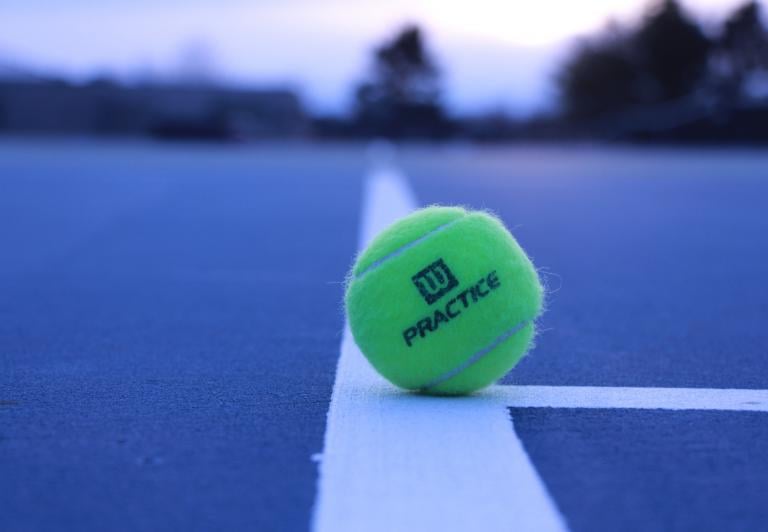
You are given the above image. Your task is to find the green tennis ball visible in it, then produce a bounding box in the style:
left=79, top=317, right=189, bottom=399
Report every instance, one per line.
left=345, top=206, right=543, bottom=396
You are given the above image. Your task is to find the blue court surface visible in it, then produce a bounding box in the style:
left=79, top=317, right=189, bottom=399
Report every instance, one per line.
left=1, top=139, right=767, bottom=532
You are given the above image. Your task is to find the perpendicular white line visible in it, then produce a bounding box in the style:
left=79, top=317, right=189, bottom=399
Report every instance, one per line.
left=312, top=156, right=567, bottom=532
left=495, top=385, right=768, bottom=412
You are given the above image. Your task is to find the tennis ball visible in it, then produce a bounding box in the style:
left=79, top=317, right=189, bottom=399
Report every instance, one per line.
left=345, top=206, right=543, bottom=395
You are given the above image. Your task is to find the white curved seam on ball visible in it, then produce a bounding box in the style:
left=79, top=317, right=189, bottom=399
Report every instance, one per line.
left=353, top=218, right=463, bottom=280
left=418, top=319, right=531, bottom=391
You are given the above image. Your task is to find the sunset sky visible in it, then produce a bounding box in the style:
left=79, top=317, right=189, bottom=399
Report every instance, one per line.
left=0, top=0, right=762, bottom=115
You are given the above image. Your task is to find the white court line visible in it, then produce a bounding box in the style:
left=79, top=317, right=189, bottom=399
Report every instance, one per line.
left=312, top=160, right=768, bottom=532
left=312, top=162, right=567, bottom=532
left=498, top=385, right=768, bottom=411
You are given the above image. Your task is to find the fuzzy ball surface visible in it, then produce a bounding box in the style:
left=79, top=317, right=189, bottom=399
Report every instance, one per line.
left=345, top=206, right=543, bottom=395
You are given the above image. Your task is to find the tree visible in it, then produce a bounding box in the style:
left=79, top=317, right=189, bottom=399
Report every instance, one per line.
left=558, top=28, right=640, bottom=120
left=355, top=25, right=449, bottom=138
left=557, top=0, right=711, bottom=121
left=633, top=0, right=711, bottom=102
left=714, top=1, right=768, bottom=103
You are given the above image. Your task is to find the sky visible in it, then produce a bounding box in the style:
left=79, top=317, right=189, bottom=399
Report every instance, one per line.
left=0, top=0, right=761, bottom=115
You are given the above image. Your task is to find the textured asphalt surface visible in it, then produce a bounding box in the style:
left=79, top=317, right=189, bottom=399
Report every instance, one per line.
left=2, top=140, right=767, bottom=531
left=510, top=408, right=768, bottom=532
left=405, top=145, right=768, bottom=531
left=0, top=141, right=361, bottom=531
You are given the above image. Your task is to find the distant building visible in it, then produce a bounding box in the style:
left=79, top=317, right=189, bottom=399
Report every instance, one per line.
left=0, top=79, right=308, bottom=139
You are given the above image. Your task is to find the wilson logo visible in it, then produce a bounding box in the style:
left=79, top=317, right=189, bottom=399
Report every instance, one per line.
left=411, top=258, right=458, bottom=305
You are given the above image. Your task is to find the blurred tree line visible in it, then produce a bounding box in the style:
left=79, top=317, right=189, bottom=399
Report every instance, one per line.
left=560, top=0, right=768, bottom=117
left=342, top=0, right=768, bottom=142
left=6, top=0, right=762, bottom=142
